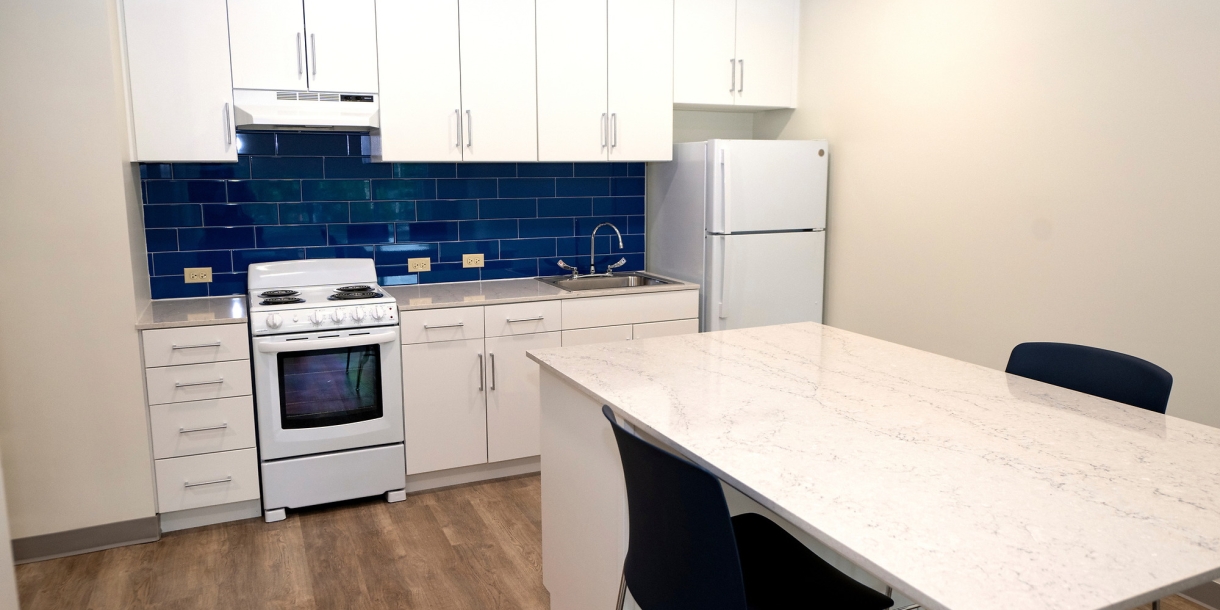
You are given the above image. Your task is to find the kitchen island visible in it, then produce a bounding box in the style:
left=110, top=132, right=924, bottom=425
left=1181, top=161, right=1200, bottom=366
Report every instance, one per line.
left=529, top=323, right=1220, bottom=610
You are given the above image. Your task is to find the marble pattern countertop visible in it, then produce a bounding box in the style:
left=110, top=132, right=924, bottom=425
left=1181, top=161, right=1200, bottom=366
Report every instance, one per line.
left=527, top=322, right=1220, bottom=610
left=136, top=296, right=248, bottom=330
left=383, top=276, right=696, bottom=311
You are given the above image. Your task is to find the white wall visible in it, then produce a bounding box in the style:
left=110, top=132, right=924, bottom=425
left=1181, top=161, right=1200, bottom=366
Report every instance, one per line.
left=0, top=0, right=156, bottom=538
left=674, top=110, right=754, bottom=143
left=756, top=0, right=1220, bottom=427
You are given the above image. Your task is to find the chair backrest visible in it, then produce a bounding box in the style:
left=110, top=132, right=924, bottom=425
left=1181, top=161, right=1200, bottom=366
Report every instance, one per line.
left=601, top=405, right=748, bottom=610
left=1005, top=342, right=1173, bottom=414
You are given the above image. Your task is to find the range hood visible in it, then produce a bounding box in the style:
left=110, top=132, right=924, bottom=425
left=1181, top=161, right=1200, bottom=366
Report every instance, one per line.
left=233, top=89, right=380, bottom=130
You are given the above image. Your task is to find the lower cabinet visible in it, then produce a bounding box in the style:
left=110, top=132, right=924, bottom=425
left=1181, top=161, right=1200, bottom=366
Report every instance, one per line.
left=486, top=332, right=561, bottom=462
left=402, top=338, right=488, bottom=475
left=561, top=324, right=632, bottom=347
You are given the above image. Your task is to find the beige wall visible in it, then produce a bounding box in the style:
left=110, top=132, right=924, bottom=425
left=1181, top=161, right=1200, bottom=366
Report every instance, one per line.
left=0, top=0, right=156, bottom=537
left=673, top=110, right=755, bottom=143
left=757, top=0, right=1220, bottom=427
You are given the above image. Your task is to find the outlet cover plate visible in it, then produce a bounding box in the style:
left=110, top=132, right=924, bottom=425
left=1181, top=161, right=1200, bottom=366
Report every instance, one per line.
left=462, top=254, right=485, bottom=268
left=408, top=257, right=431, bottom=272
left=184, top=267, right=213, bottom=283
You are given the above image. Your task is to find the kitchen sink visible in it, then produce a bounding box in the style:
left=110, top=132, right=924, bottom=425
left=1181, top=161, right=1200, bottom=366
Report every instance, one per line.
left=537, top=272, right=676, bottom=292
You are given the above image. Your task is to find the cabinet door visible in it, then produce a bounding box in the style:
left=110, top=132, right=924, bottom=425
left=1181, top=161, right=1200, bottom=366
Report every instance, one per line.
left=123, top=0, right=236, bottom=162
left=608, top=0, right=673, bottom=161
left=458, top=0, right=538, bottom=161
left=303, top=0, right=380, bottom=93
left=402, top=339, right=488, bottom=474
left=561, top=325, right=632, bottom=347
left=734, top=0, right=799, bottom=108
left=672, top=0, right=736, bottom=107
left=227, top=0, right=307, bottom=91
left=486, top=332, right=561, bottom=463
left=536, top=0, right=607, bottom=162
left=374, top=0, right=464, bottom=161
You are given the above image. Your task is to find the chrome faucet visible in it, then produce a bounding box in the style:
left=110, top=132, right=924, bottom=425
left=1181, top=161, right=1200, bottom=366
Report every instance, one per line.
left=555, top=222, right=627, bottom=279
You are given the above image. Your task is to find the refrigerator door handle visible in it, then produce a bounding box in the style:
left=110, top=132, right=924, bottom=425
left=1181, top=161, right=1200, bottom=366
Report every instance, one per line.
left=721, top=148, right=732, bottom=234
left=718, top=235, right=730, bottom=320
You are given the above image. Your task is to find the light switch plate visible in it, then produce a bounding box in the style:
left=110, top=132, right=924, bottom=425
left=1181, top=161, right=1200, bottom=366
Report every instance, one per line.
left=184, top=267, right=212, bottom=283
left=408, top=257, right=431, bottom=272
left=462, top=253, right=485, bottom=268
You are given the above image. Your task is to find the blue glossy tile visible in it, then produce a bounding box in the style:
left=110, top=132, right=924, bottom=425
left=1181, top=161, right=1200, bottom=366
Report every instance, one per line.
left=537, top=197, right=592, bottom=218
left=178, top=227, right=256, bottom=250
left=325, top=157, right=393, bottom=179
left=173, top=159, right=250, bottom=179
left=518, top=163, right=573, bottom=178
left=416, top=199, right=478, bottom=221
left=307, top=246, right=375, bottom=259
left=499, top=238, right=555, bottom=259
left=628, top=162, right=645, bottom=177
left=303, top=180, right=370, bottom=201
left=233, top=248, right=304, bottom=270
left=439, top=240, right=498, bottom=263
left=208, top=273, right=248, bottom=296
left=575, top=216, right=629, bottom=236
left=151, top=276, right=209, bottom=299
left=437, top=178, right=497, bottom=199
left=628, top=215, right=645, bottom=234
left=538, top=257, right=568, bottom=277
left=457, top=163, right=516, bottom=178
left=482, top=258, right=538, bottom=280
left=350, top=134, right=371, bottom=156
left=398, top=222, right=459, bottom=242
left=621, top=234, right=645, bottom=253
left=144, top=204, right=202, bottom=228
left=556, top=178, right=610, bottom=197
left=394, top=163, right=456, bottom=179
left=147, top=253, right=154, bottom=275
left=375, top=243, right=439, bottom=265
left=256, top=225, right=327, bottom=248
left=593, top=196, right=645, bottom=216
left=146, top=181, right=227, bottom=203
left=153, top=250, right=232, bottom=275
left=574, top=163, right=614, bottom=177
left=202, top=203, right=279, bottom=226
left=145, top=229, right=178, bottom=252
left=479, top=198, right=536, bottom=219
left=375, top=266, right=421, bottom=286
left=557, top=236, right=612, bottom=257
left=279, top=202, right=349, bottom=224
left=373, top=179, right=437, bottom=200
left=277, top=133, right=348, bottom=156
left=141, top=164, right=172, bottom=179
left=498, top=178, right=554, bottom=198
left=419, top=263, right=479, bottom=284
left=460, top=220, right=517, bottom=240
left=611, top=177, right=645, bottom=197
left=250, top=157, right=324, bottom=179
left=328, top=223, right=395, bottom=245
left=236, top=132, right=276, bottom=155
left=519, top=218, right=574, bottom=238
left=350, top=201, right=416, bottom=223
left=227, top=180, right=301, bottom=202
left=611, top=163, right=631, bottom=177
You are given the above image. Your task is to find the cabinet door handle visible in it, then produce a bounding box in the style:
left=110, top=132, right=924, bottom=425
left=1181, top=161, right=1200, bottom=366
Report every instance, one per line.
left=184, top=476, right=232, bottom=489
left=296, top=33, right=303, bottom=77
left=730, top=58, right=736, bottom=92
left=311, top=33, right=317, bottom=77
left=424, top=322, right=464, bottom=330
left=171, top=342, right=222, bottom=350
left=455, top=109, right=462, bottom=148
left=223, top=103, right=232, bottom=147
left=477, top=353, right=485, bottom=391
left=506, top=316, right=544, bottom=323
left=738, top=59, right=744, bottom=93
left=179, top=423, right=228, bottom=434
left=610, top=113, right=618, bottom=148
left=175, top=378, right=225, bottom=388
left=489, top=353, right=496, bottom=391
left=465, top=110, right=473, bottom=147
left=601, top=113, right=608, bottom=148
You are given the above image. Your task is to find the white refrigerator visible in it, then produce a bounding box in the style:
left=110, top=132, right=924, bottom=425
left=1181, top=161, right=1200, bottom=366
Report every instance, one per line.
left=647, top=139, right=828, bottom=331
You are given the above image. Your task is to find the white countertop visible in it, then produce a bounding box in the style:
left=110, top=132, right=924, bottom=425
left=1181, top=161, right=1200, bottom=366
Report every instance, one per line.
left=383, top=276, right=697, bottom=311
left=136, top=296, right=248, bottom=330
left=527, top=322, right=1220, bottom=610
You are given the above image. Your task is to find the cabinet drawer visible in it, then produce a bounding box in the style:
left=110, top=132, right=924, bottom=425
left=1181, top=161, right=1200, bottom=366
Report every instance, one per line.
left=149, top=396, right=257, bottom=459
left=401, top=306, right=485, bottom=344
left=561, top=290, right=699, bottom=330
left=155, top=448, right=260, bottom=513
left=633, top=318, right=699, bottom=340
left=561, top=325, right=632, bottom=347
left=142, top=324, right=249, bottom=367
left=146, top=360, right=252, bottom=405
left=485, top=301, right=562, bottom=337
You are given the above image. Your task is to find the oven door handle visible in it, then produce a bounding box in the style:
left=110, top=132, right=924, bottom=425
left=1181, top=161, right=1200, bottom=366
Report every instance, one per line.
left=256, top=330, right=398, bottom=354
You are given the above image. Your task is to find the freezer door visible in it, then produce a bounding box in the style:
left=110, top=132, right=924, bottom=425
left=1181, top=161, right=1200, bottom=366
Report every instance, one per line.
left=703, top=231, right=825, bottom=332
left=709, top=139, right=828, bottom=233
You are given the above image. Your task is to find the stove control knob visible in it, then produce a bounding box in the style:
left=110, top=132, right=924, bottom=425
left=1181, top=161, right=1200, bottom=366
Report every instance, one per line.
left=309, top=310, right=325, bottom=325
left=266, top=313, right=283, bottom=329
left=370, top=307, right=384, bottom=320
left=352, top=306, right=367, bottom=322
left=332, top=308, right=349, bottom=323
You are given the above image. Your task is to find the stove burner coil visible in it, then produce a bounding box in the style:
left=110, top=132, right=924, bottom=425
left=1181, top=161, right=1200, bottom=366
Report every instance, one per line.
left=260, top=296, right=306, bottom=305
left=335, top=285, right=373, bottom=292
left=327, top=291, right=383, bottom=301
left=260, top=289, right=300, bottom=298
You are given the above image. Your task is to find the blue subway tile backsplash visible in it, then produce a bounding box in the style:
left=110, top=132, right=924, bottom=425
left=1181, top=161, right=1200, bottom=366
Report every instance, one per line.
left=140, top=131, right=646, bottom=299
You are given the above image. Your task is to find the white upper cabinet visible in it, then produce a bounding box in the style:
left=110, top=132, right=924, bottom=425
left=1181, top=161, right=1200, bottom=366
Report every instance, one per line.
left=674, top=0, right=799, bottom=109
left=227, top=0, right=307, bottom=91
left=374, top=0, right=464, bottom=162
left=607, top=0, right=673, bottom=161
left=302, top=0, right=380, bottom=93
left=458, top=0, right=538, bottom=161
left=734, top=0, right=799, bottom=108
left=673, top=0, right=737, bottom=107
left=123, top=0, right=236, bottom=162
left=537, top=0, right=608, bottom=162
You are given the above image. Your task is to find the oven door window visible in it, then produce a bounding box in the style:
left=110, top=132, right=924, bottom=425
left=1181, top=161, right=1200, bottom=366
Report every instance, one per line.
left=277, top=345, right=383, bottom=429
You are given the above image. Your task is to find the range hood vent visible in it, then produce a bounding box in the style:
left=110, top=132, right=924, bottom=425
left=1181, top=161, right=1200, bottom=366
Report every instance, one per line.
left=234, top=89, right=379, bottom=130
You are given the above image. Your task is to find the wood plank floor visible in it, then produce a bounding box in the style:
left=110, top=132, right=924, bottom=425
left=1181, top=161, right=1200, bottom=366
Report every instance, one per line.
left=13, top=473, right=1209, bottom=610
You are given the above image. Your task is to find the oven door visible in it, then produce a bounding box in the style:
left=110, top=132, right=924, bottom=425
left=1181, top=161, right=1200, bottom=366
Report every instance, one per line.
left=253, top=326, right=403, bottom=461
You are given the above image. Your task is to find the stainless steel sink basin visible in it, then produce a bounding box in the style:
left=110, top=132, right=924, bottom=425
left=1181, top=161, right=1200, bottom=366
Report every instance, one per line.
left=538, top=272, right=676, bottom=292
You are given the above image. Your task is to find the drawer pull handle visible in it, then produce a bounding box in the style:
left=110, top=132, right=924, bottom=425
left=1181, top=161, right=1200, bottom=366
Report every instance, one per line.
left=171, top=342, right=222, bottom=350
left=424, top=322, right=465, bottom=330
left=506, top=316, right=544, bottom=323
left=179, top=423, right=228, bottom=434
left=175, top=378, right=225, bottom=388
left=184, top=476, right=232, bottom=489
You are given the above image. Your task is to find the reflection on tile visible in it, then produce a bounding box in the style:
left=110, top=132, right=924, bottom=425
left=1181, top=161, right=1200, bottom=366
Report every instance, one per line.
left=479, top=198, right=537, bottom=219
left=178, top=227, right=256, bottom=250
left=325, top=157, right=393, bottom=179
left=593, top=196, right=644, bottom=216
left=236, top=132, right=276, bottom=155
left=399, top=221, right=459, bottom=242
left=372, top=179, right=437, bottom=200
left=457, top=163, right=516, bottom=178
left=151, top=276, right=209, bottom=299
left=327, top=223, right=394, bottom=245
left=256, top=225, right=327, bottom=248
left=227, top=180, right=301, bottom=202
left=146, top=181, right=227, bottom=204
left=482, top=258, right=539, bottom=280
left=277, top=132, right=348, bottom=156
left=419, top=263, right=479, bottom=284
left=438, top=178, right=497, bottom=199
left=202, top=203, right=278, bottom=226
left=394, top=163, right=456, bottom=179
left=375, top=266, right=421, bottom=286
left=350, top=201, right=416, bottom=223
left=520, top=217, right=575, bottom=238
left=539, top=197, right=592, bottom=218
left=416, top=199, right=478, bottom=221
left=279, top=202, right=349, bottom=224
left=250, top=157, right=324, bottom=179
left=173, top=158, right=250, bottom=179
left=375, top=243, right=439, bottom=265
left=208, top=272, right=248, bottom=296
left=303, top=180, right=371, bottom=201
left=233, top=248, right=305, bottom=270
left=557, top=178, right=610, bottom=197
left=518, top=163, right=573, bottom=178
left=498, top=178, right=554, bottom=198
left=498, top=238, right=555, bottom=259
left=439, top=240, right=499, bottom=263
left=307, top=245, right=375, bottom=259
left=460, top=220, right=517, bottom=240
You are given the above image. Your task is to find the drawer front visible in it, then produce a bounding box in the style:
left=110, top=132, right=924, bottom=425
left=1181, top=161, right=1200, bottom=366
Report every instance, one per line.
left=146, top=360, right=253, bottom=405
left=561, top=325, right=633, bottom=347
left=155, top=448, right=260, bottom=513
left=142, top=324, right=250, bottom=367
left=149, top=396, right=257, bottom=459
left=485, top=301, right=562, bottom=337
left=561, top=290, right=699, bottom=330
left=633, top=318, right=700, bottom=340
left=400, top=306, right=485, bottom=344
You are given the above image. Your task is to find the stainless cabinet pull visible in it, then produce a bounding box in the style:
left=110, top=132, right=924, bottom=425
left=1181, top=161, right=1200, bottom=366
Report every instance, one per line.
left=175, top=378, right=225, bottom=388
left=171, top=342, right=222, bottom=350
left=184, top=476, right=232, bottom=489
left=610, top=113, right=618, bottom=148
left=601, top=113, right=608, bottom=148
left=506, top=316, right=544, bottom=323
left=477, top=353, right=485, bottom=391
left=489, top=353, right=496, bottom=391
left=296, top=33, right=303, bottom=77
left=455, top=109, right=462, bottom=148
left=311, top=33, right=317, bottom=77
left=465, top=110, right=473, bottom=147
left=738, top=59, right=744, bottom=92
left=730, top=58, right=736, bottom=92
left=179, top=423, right=228, bottom=434
left=223, top=103, right=232, bottom=146
left=423, top=322, right=465, bottom=330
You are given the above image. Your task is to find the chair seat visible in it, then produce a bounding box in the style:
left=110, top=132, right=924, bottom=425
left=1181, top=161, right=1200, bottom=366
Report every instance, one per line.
left=733, top=513, right=894, bottom=610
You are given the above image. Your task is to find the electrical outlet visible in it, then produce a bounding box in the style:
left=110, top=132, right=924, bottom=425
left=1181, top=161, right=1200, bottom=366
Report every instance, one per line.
left=408, top=257, right=431, bottom=272
left=184, top=267, right=212, bottom=283
left=462, top=253, right=485, bottom=268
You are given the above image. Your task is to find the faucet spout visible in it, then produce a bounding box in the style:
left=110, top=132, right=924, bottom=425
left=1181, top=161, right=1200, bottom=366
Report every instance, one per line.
left=590, top=223, right=624, bottom=274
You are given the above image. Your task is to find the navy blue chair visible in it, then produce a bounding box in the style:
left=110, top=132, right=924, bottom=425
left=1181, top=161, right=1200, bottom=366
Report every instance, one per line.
left=1005, top=342, right=1173, bottom=414
left=601, top=405, right=896, bottom=610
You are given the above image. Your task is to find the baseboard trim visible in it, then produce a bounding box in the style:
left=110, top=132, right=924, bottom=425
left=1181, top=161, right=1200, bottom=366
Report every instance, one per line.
left=159, top=499, right=263, bottom=533
left=1182, top=581, right=1220, bottom=610
left=405, top=456, right=540, bottom=493
left=12, top=516, right=160, bottom=564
